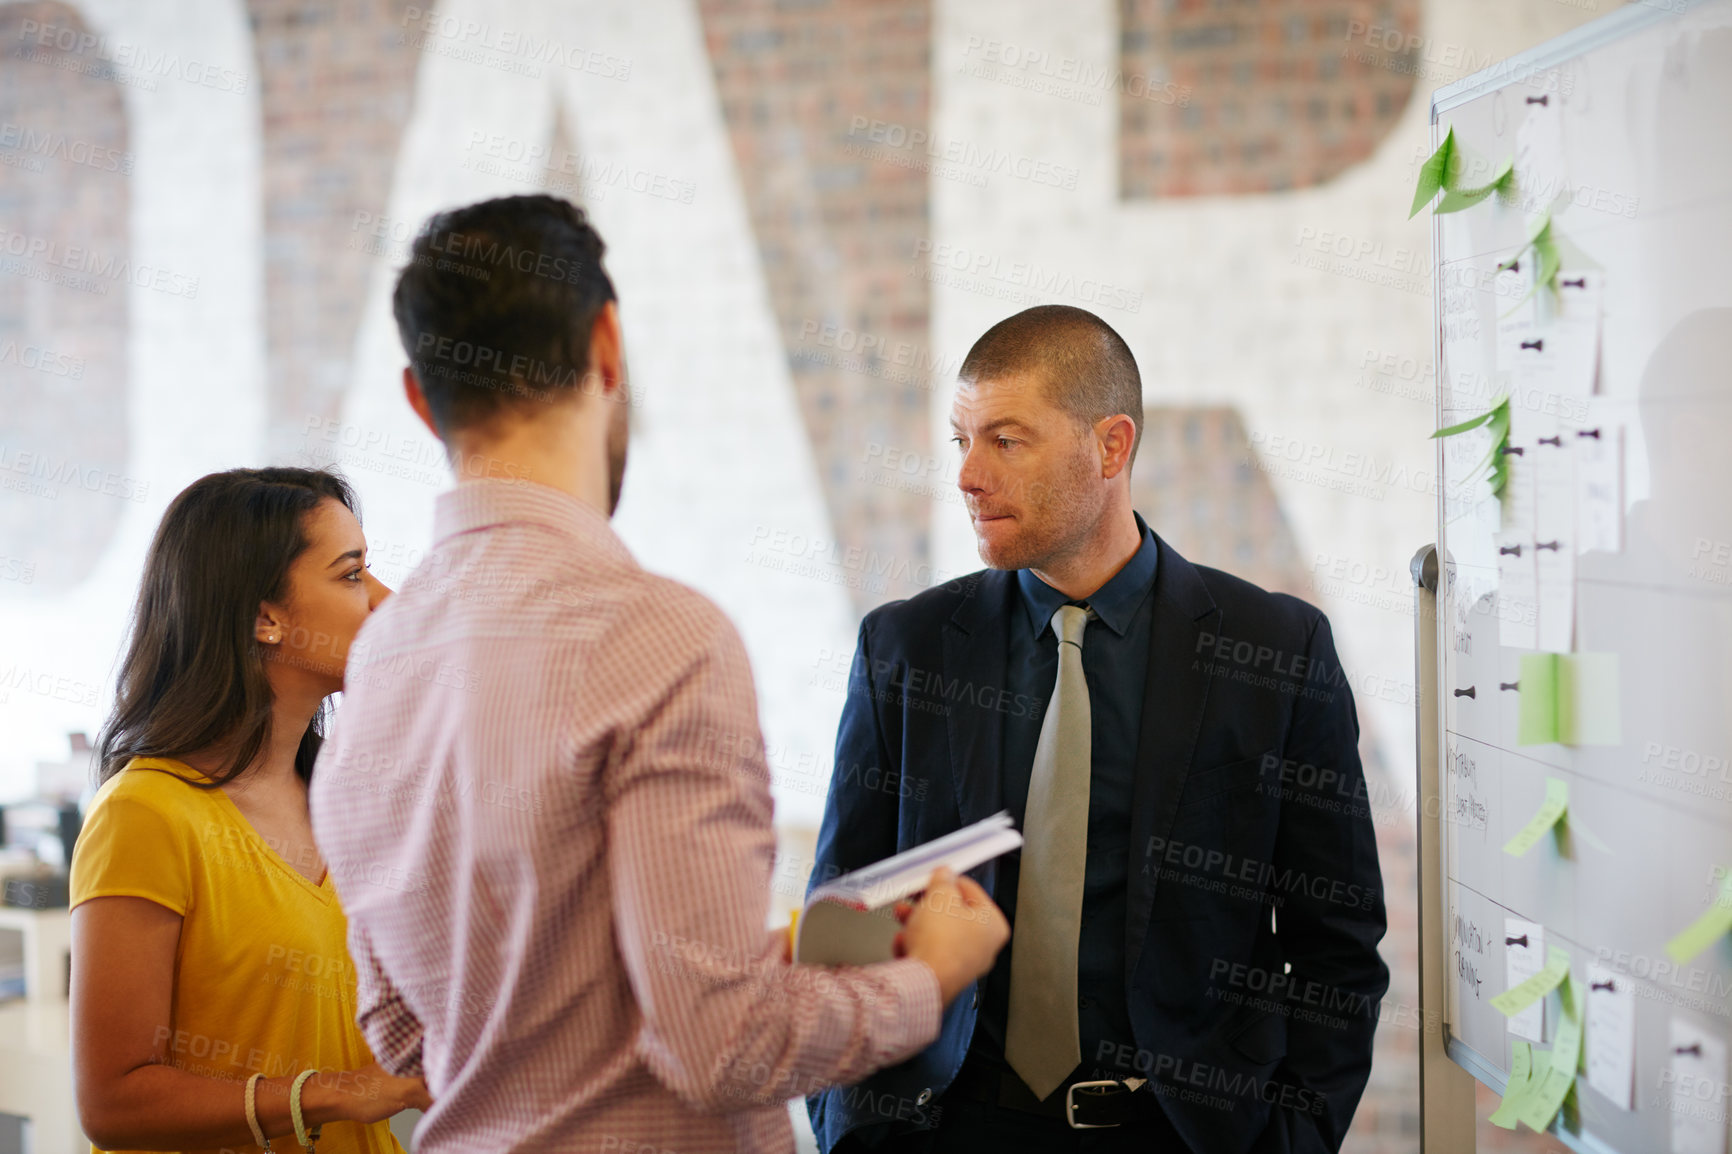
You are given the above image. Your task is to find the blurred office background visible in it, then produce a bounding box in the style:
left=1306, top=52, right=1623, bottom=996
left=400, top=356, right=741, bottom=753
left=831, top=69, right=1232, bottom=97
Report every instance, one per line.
left=0, top=0, right=1629, bottom=1148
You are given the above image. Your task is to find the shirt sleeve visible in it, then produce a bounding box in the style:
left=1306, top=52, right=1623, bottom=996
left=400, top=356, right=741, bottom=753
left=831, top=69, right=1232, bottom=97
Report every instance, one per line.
left=604, top=589, right=942, bottom=1113
left=349, top=916, right=427, bottom=1079
left=69, top=781, right=194, bottom=917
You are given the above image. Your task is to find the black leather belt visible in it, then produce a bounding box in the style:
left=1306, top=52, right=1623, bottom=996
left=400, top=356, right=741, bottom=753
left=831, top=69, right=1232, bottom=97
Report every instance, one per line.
left=947, top=1059, right=1164, bottom=1129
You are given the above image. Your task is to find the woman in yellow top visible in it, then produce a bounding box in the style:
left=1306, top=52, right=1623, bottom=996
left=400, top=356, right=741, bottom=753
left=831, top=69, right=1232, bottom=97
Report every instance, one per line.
left=70, top=468, right=430, bottom=1153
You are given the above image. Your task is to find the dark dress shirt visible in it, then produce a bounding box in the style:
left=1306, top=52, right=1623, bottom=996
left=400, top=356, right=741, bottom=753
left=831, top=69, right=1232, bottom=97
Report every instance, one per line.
left=969, top=512, right=1160, bottom=1088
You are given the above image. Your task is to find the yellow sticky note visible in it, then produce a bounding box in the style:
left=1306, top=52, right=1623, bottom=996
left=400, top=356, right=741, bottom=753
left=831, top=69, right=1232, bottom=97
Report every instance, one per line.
left=1519, top=1049, right=1552, bottom=1125
left=1519, top=973, right=1582, bottom=1131
left=1489, top=1041, right=1534, bottom=1129
left=1491, top=945, right=1570, bottom=1017
left=1665, top=868, right=1732, bottom=965
left=1504, top=778, right=1568, bottom=857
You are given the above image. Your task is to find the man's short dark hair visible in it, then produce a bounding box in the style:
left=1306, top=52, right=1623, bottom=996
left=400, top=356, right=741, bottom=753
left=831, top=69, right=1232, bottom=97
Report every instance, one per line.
left=958, top=305, right=1143, bottom=462
left=391, top=194, right=616, bottom=437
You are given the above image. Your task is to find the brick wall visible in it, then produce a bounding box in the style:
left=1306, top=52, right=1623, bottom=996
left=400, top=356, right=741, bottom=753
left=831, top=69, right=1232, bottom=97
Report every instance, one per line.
left=1120, top=0, right=1420, bottom=197
left=0, top=2, right=130, bottom=590
left=696, top=0, right=933, bottom=608
left=1131, top=406, right=1308, bottom=594
left=244, top=0, right=423, bottom=463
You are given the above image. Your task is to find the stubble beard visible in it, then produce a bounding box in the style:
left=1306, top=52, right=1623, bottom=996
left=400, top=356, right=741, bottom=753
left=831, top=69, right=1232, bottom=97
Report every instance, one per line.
left=974, top=444, right=1102, bottom=572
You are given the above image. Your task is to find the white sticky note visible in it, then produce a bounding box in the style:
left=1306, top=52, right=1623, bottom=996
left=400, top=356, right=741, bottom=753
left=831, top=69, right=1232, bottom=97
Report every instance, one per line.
left=1585, top=961, right=1635, bottom=1109
left=1504, top=919, right=1546, bottom=1042
left=1668, top=1018, right=1727, bottom=1154
left=1533, top=435, right=1576, bottom=653
left=1496, top=531, right=1539, bottom=651
left=1506, top=325, right=1556, bottom=409
left=1497, top=263, right=1536, bottom=364
left=1561, top=653, right=1621, bottom=747
left=1516, top=94, right=1566, bottom=209
left=1577, top=422, right=1624, bottom=554
left=1502, top=410, right=1539, bottom=539
left=1545, top=270, right=1604, bottom=400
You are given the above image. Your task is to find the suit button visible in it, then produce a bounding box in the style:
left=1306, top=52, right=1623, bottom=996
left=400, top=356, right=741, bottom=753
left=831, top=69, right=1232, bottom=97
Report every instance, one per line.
left=916, top=1088, right=933, bottom=1106
left=1078, top=995, right=1093, bottom=1009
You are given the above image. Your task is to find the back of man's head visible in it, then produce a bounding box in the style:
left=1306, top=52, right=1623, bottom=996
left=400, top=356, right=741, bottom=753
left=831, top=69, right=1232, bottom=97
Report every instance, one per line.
left=392, top=195, right=617, bottom=440
left=958, top=304, right=1143, bottom=463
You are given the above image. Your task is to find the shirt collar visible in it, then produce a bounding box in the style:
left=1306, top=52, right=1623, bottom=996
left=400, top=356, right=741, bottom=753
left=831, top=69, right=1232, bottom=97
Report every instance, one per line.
left=1017, top=512, right=1160, bottom=639
left=432, top=478, right=631, bottom=562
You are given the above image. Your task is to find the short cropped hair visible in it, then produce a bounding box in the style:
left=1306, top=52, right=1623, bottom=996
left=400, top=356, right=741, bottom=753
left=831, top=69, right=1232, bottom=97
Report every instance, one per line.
left=391, top=194, right=616, bottom=437
left=957, top=305, right=1143, bottom=462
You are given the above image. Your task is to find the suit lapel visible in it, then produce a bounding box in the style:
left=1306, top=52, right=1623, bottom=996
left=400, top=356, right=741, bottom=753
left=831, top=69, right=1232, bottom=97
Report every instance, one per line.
left=942, top=569, right=1015, bottom=833
left=1125, top=536, right=1220, bottom=978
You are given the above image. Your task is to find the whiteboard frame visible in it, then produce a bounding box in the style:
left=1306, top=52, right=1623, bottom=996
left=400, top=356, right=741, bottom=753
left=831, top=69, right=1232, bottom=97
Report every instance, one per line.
left=1431, top=1, right=1705, bottom=117
left=1413, top=545, right=1477, bottom=1153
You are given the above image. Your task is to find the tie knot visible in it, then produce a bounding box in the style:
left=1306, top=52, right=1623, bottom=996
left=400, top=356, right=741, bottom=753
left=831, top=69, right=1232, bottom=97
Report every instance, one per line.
left=1051, top=604, right=1090, bottom=649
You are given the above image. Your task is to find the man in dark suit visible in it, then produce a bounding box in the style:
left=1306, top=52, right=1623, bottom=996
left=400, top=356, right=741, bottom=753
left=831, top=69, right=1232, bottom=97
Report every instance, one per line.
left=807, top=305, right=1389, bottom=1153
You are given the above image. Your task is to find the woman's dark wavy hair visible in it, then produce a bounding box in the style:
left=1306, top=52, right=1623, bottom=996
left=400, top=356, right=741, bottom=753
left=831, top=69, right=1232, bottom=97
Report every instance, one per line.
left=94, top=467, right=359, bottom=788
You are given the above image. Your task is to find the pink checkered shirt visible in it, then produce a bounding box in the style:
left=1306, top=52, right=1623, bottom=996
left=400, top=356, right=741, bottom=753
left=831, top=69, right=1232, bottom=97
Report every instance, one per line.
left=310, top=479, right=941, bottom=1153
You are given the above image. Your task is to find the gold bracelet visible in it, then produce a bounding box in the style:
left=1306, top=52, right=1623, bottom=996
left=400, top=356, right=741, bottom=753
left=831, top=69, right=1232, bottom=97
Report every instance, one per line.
left=244, top=1072, right=272, bottom=1151
left=289, top=1069, right=322, bottom=1151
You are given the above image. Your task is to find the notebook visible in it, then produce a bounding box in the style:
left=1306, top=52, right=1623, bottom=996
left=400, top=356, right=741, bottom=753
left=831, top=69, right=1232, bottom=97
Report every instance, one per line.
left=793, top=811, right=1021, bottom=966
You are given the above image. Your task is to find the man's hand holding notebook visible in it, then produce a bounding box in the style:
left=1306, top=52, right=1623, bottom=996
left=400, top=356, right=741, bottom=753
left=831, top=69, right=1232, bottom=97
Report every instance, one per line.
left=891, top=867, right=1008, bottom=1004
left=793, top=812, right=1016, bottom=1006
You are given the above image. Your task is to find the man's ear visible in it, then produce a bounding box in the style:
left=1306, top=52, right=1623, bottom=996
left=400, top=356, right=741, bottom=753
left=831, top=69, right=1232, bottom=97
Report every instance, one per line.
left=1097, top=413, right=1138, bottom=481
left=402, top=366, right=442, bottom=439
left=586, top=302, right=626, bottom=402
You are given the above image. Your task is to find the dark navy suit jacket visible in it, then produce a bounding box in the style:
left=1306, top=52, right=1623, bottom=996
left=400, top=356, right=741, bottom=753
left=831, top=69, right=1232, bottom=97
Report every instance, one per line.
left=805, top=534, right=1389, bottom=1154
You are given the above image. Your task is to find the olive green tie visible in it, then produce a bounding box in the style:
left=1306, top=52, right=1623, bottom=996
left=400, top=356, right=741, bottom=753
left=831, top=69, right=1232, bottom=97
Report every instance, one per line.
left=1005, top=603, right=1092, bottom=1101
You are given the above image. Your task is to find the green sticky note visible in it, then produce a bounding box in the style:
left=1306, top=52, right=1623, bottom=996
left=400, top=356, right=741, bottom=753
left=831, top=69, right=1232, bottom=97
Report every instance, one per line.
left=1665, top=868, right=1732, bottom=964
left=1433, top=396, right=1512, bottom=495
left=1486, top=399, right=1512, bottom=497
left=1410, top=127, right=1455, bottom=218
left=1521, top=217, right=1561, bottom=305
left=1519, top=974, right=1582, bottom=1131
left=1491, top=944, right=1569, bottom=1016
left=1533, top=225, right=1561, bottom=296
left=1497, top=211, right=1564, bottom=308
left=1432, top=407, right=1498, bottom=439
left=1519, top=1055, right=1575, bottom=1132
left=1550, top=974, right=1583, bottom=1077
left=1497, top=211, right=1547, bottom=273
left=1519, top=653, right=1621, bottom=748
left=1504, top=778, right=1568, bottom=857
left=1437, top=158, right=1514, bottom=214
left=1489, top=1040, right=1534, bottom=1129
left=1513, top=1050, right=1552, bottom=1128
left=1517, top=655, right=1560, bottom=745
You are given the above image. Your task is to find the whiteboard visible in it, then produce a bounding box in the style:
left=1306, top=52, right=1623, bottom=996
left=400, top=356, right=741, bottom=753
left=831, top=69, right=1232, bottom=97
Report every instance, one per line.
left=1431, top=3, right=1732, bottom=1152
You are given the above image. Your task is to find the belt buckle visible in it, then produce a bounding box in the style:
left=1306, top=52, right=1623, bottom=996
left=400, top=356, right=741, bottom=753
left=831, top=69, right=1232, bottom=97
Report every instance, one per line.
left=1064, top=1079, right=1126, bottom=1129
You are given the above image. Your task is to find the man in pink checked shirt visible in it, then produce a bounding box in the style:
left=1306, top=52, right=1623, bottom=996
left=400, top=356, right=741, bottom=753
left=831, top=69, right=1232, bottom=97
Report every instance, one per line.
left=309, top=194, right=1009, bottom=1154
